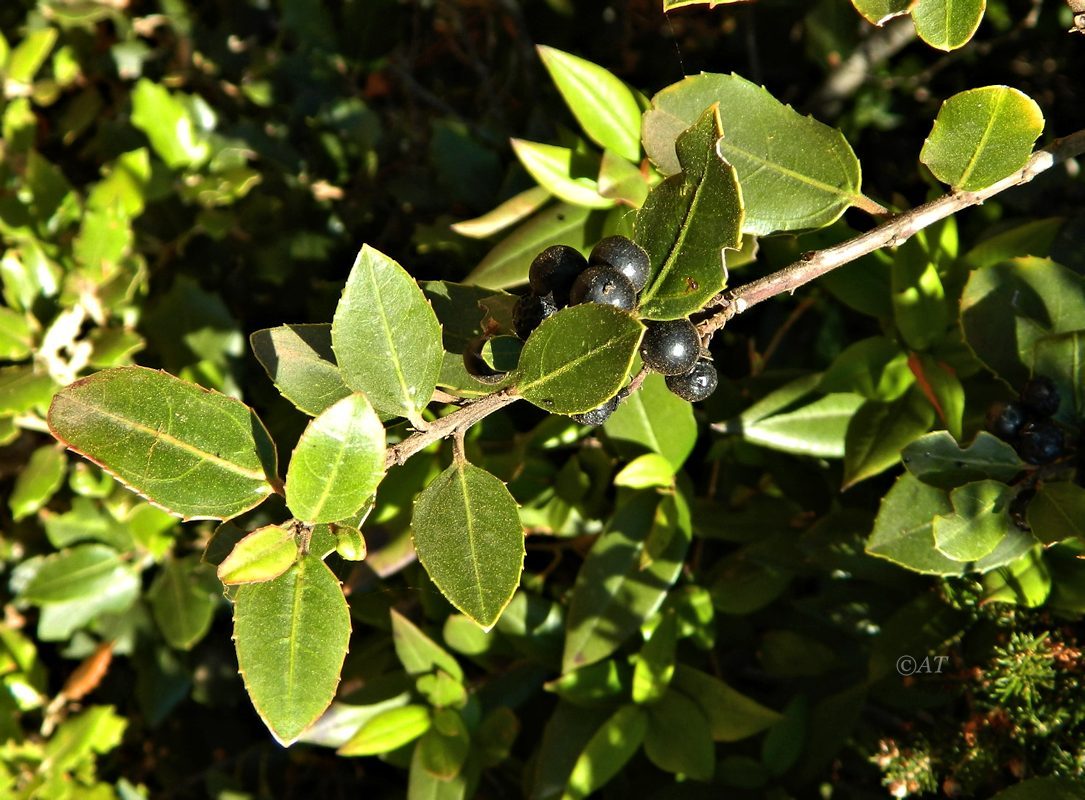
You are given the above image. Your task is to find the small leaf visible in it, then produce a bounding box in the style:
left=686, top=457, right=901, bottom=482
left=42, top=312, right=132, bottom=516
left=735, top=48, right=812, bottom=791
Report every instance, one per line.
left=547, top=660, right=632, bottom=706
left=921, top=86, right=1043, bottom=190
left=217, top=524, right=299, bottom=585
left=334, top=526, right=367, bottom=561
left=632, top=612, right=678, bottom=704
left=598, top=150, right=649, bottom=207
left=642, top=73, right=862, bottom=234
left=338, top=705, right=432, bottom=756
left=566, top=705, right=648, bottom=799
left=866, top=473, right=964, bottom=575
left=510, top=140, right=614, bottom=209
left=671, top=665, right=781, bottom=742
left=982, top=550, right=1050, bottom=608
left=390, top=608, right=465, bottom=682
left=634, top=105, right=744, bottom=320
left=0, top=306, right=32, bottom=360
left=412, top=462, right=524, bottom=628
left=603, top=372, right=697, bottom=469
left=418, top=709, right=471, bottom=780
left=48, top=367, right=278, bottom=521
left=0, top=365, right=57, bottom=414
left=842, top=391, right=935, bottom=488
left=537, top=46, right=642, bottom=163
left=613, top=453, right=675, bottom=489
left=891, top=237, right=947, bottom=352
left=516, top=304, right=644, bottom=415
left=21, top=544, right=129, bottom=604
left=739, top=391, right=865, bottom=458
left=817, top=337, right=913, bottom=401
left=285, top=393, right=386, bottom=524
left=250, top=324, right=352, bottom=416
left=910, top=0, right=986, bottom=51
left=451, top=186, right=552, bottom=239
left=332, top=245, right=443, bottom=422
left=933, top=480, right=1014, bottom=561
left=9, top=445, right=66, bottom=521
left=643, top=689, right=715, bottom=781
left=234, top=555, right=351, bottom=745
left=148, top=555, right=218, bottom=650
left=5, top=28, right=58, bottom=85
left=850, top=0, right=915, bottom=25
left=1027, top=483, right=1085, bottom=545
left=910, top=354, right=964, bottom=439
left=130, top=79, right=210, bottom=169
left=902, top=431, right=1024, bottom=489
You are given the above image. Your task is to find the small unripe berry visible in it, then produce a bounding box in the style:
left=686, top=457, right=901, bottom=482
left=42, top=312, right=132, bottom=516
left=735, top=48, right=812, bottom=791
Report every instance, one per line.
left=590, top=236, right=651, bottom=292
left=640, top=319, right=701, bottom=376
left=1018, top=420, right=1064, bottom=465
left=665, top=359, right=718, bottom=402
left=513, top=292, right=558, bottom=340
left=986, top=401, right=1026, bottom=442
left=529, top=245, right=587, bottom=307
left=571, top=395, right=619, bottom=426
left=1019, top=376, right=1060, bottom=418
left=568, top=266, right=637, bottom=311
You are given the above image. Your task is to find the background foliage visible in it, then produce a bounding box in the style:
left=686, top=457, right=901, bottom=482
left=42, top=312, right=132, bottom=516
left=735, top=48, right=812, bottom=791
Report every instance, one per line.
left=1, top=0, right=1085, bottom=798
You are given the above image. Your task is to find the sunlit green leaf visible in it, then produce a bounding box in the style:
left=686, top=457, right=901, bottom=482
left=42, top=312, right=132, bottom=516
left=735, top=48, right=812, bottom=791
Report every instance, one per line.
left=250, top=324, right=352, bottom=416
left=850, top=0, right=915, bottom=25
left=9, top=445, right=65, bottom=521
left=565, top=705, right=647, bottom=799
left=933, top=480, right=1013, bottom=561
left=511, top=140, right=614, bottom=209
left=217, top=524, right=299, bottom=585
left=817, top=337, right=913, bottom=401
left=21, top=544, right=130, bottom=604
left=603, top=372, right=696, bottom=469
left=842, top=391, right=934, bottom=488
left=130, top=79, right=210, bottom=169
left=338, top=705, right=432, bottom=756
left=451, top=186, right=552, bottom=239
left=866, top=473, right=964, bottom=575
left=910, top=0, right=986, bottom=51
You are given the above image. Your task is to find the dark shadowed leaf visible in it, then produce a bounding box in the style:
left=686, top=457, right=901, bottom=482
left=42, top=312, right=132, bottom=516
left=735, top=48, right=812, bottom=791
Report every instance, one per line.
left=250, top=324, right=351, bottom=416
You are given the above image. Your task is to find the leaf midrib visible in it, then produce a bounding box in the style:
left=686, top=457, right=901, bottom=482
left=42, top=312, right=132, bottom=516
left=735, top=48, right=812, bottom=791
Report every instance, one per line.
left=456, top=465, right=490, bottom=619
left=363, top=255, right=417, bottom=416
left=956, top=89, right=1007, bottom=189
left=718, top=138, right=860, bottom=202
left=517, top=325, right=641, bottom=397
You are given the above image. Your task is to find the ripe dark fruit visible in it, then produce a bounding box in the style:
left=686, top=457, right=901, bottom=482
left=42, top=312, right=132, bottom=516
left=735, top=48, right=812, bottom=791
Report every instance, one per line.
left=640, top=319, right=701, bottom=376
left=590, top=236, right=650, bottom=292
left=986, top=401, right=1027, bottom=441
left=568, top=266, right=637, bottom=310
left=665, top=359, right=718, bottom=402
left=571, top=395, right=619, bottom=426
left=1018, top=420, right=1064, bottom=465
left=513, top=292, right=557, bottom=340
left=462, top=336, right=506, bottom=384
left=528, top=245, right=587, bottom=306
left=1019, top=375, right=1060, bottom=418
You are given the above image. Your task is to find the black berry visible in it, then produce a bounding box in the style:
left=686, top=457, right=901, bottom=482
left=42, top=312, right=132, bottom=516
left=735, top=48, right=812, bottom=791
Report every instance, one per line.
left=568, top=266, right=637, bottom=311
left=640, top=319, right=701, bottom=376
left=590, top=236, right=651, bottom=292
left=665, top=359, right=718, bottom=402
left=986, top=401, right=1027, bottom=442
left=1018, top=420, right=1064, bottom=465
left=1019, top=375, right=1060, bottom=418
left=529, top=245, right=587, bottom=307
left=571, top=395, right=619, bottom=426
left=462, top=336, right=507, bottom=384
left=513, top=292, right=558, bottom=340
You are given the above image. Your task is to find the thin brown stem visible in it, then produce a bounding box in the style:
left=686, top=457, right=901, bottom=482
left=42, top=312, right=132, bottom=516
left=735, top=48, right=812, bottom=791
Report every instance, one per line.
left=385, top=388, right=518, bottom=468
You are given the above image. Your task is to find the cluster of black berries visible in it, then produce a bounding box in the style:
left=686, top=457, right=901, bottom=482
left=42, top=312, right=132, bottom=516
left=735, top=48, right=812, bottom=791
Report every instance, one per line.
left=986, top=376, right=1065, bottom=465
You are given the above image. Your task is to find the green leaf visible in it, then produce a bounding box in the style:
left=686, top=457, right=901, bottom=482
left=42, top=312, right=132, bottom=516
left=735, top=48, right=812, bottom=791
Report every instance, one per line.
left=910, top=0, right=986, bottom=51
left=921, top=86, right=1043, bottom=190
left=412, top=461, right=524, bottom=628
left=817, top=337, right=913, bottom=401
left=511, top=140, right=614, bottom=209
left=1027, top=483, right=1085, bottom=545
left=842, top=392, right=935, bottom=488
left=537, top=46, right=642, bottom=163
left=465, top=203, right=600, bottom=290
left=634, top=106, right=743, bottom=319
left=451, top=186, right=552, bottom=239
left=407, top=740, right=473, bottom=800
left=9, top=445, right=66, bottom=521
left=516, top=304, right=644, bottom=415
left=739, top=390, right=865, bottom=458
left=565, top=705, right=648, bottom=799
left=43, top=705, right=126, bottom=775
left=130, top=79, right=210, bottom=169
left=21, top=544, right=129, bottom=604
left=148, top=555, right=218, bottom=650
left=338, top=705, right=432, bottom=756
left=234, top=555, right=351, bottom=745
left=417, top=709, right=471, bottom=780
left=563, top=491, right=691, bottom=672
left=332, top=245, right=443, bottom=423
left=960, top=258, right=1085, bottom=386
left=911, top=354, right=964, bottom=439
left=547, top=660, right=631, bottom=706
left=632, top=612, right=677, bottom=704
left=902, top=431, right=1024, bottom=489
left=642, top=73, right=862, bottom=234
left=0, top=365, right=57, bottom=414
left=285, top=393, right=385, bottom=524
left=217, top=524, right=299, bottom=585
left=334, top=526, right=367, bottom=561
left=891, top=237, right=947, bottom=352
left=982, top=550, right=1050, bottom=607
left=0, top=306, right=32, bottom=360
left=598, top=150, right=649, bottom=207
left=850, top=0, right=915, bottom=25
left=613, top=453, right=675, bottom=490
left=865, top=473, right=964, bottom=575
left=963, top=217, right=1064, bottom=269
left=250, top=325, right=352, bottom=416
left=603, top=372, right=696, bottom=469
left=1032, top=332, right=1085, bottom=422
left=643, top=689, right=715, bottom=781
left=671, top=665, right=781, bottom=742
left=933, top=480, right=1014, bottom=561
left=390, top=609, right=465, bottom=682
left=48, top=367, right=278, bottom=521
left=5, top=28, right=58, bottom=85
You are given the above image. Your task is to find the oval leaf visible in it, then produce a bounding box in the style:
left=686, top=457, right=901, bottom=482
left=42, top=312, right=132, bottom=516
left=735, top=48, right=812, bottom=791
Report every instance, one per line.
left=603, top=372, right=697, bottom=469
left=866, top=473, right=965, bottom=575
left=48, top=367, right=278, bottom=521
left=933, top=480, right=1014, bottom=561
left=20, top=543, right=127, bottom=604
left=910, top=0, right=986, bottom=50
left=921, top=86, right=1043, bottom=191
left=149, top=556, right=218, bottom=650
left=250, top=324, right=351, bottom=416
left=412, top=462, right=524, bottom=628
left=642, top=73, right=862, bottom=234
left=566, top=705, right=648, bottom=798
left=285, top=393, right=385, bottom=524
left=217, top=524, right=299, bottom=585
left=634, top=105, right=743, bottom=320
left=331, top=245, right=443, bottom=423
left=9, top=445, right=66, bottom=521
left=537, top=46, right=642, bottom=163
left=234, top=555, right=351, bottom=745
left=851, top=0, right=915, bottom=25
left=1027, top=483, right=1085, bottom=545
left=510, top=140, right=614, bottom=210
left=338, top=705, right=432, bottom=757
left=516, top=304, right=644, bottom=415
left=902, top=431, right=1024, bottom=489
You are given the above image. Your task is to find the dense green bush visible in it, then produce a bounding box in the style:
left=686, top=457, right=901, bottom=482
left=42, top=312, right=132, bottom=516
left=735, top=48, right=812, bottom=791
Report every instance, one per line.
left=2, top=0, right=1085, bottom=797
